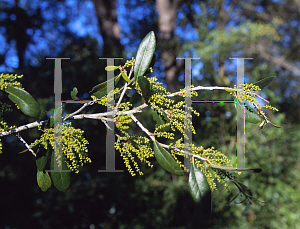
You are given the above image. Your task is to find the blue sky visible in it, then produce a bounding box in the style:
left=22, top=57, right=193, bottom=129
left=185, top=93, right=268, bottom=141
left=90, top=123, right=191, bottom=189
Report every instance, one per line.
left=0, top=0, right=296, bottom=100
left=0, top=0, right=204, bottom=77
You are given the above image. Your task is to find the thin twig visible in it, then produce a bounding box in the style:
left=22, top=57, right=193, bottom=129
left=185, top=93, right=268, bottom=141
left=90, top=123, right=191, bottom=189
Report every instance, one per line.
left=131, top=114, right=155, bottom=141
left=158, top=142, right=208, bottom=162
left=115, top=64, right=134, bottom=111
left=0, top=83, right=269, bottom=138
left=72, top=103, right=147, bottom=120
left=131, top=114, right=244, bottom=170
left=100, top=119, right=120, bottom=138
left=0, top=121, right=46, bottom=137
left=16, top=133, right=36, bottom=157
left=165, top=86, right=226, bottom=97
left=130, top=114, right=208, bottom=163
left=0, top=104, right=148, bottom=137
left=165, top=85, right=269, bottom=103
left=63, top=102, right=92, bottom=121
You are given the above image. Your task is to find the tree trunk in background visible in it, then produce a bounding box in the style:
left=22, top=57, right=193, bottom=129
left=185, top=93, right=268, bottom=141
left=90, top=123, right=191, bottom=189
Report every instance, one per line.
left=92, top=0, right=123, bottom=57
left=156, top=0, right=182, bottom=92
left=215, top=1, right=233, bottom=86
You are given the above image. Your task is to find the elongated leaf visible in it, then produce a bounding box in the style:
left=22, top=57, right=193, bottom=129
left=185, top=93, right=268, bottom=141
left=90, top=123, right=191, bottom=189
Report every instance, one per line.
left=137, top=75, right=152, bottom=102
left=5, top=86, right=41, bottom=117
left=151, top=106, right=169, bottom=132
left=189, top=163, right=211, bottom=218
left=236, top=99, right=261, bottom=124
left=269, top=122, right=281, bottom=128
left=134, top=31, right=156, bottom=82
left=36, top=141, right=50, bottom=171
left=90, top=73, right=122, bottom=99
left=252, top=76, right=275, bottom=89
left=121, top=70, right=131, bottom=83
left=189, top=163, right=211, bottom=203
left=243, top=202, right=251, bottom=215
left=50, top=151, right=70, bottom=192
left=144, top=54, right=156, bottom=75
left=105, top=66, right=119, bottom=71
left=49, top=116, right=54, bottom=128
left=71, top=87, right=79, bottom=100
left=153, top=140, right=183, bottom=175
left=37, top=171, right=52, bottom=192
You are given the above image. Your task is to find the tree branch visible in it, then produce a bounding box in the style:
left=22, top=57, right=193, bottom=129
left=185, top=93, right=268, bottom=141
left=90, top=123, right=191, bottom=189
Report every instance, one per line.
left=0, top=82, right=269, bottom=137
left=115, top=64, right=134, bottom=111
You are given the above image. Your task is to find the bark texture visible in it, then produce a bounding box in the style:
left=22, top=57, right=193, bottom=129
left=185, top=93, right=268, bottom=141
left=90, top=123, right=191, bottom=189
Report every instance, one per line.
left=92, top=0, right=123, bottom=57
left=156, top=0, right=182, bottom=92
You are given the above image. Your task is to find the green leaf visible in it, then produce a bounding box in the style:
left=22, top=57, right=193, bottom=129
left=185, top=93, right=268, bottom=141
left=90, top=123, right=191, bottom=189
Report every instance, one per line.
left=50, top=115, right=54, bottom=128
left=50, top=151, right=70, bottom=192
left=153, top=140, right=183, bottom=175
left=36, top=141, right=50, bottom=171
left=236, top=99, right=261, bottom=124
left=105, top=66, right=119, bottom=71
left=37, top=171, right=52, bottom=192
left=5, top=86, right=41, bottom=118
left=151, top=106, right=169, bottom=132
left=144, top=54, right=156, bottom=75
left=134, top=31, right=156, bottom=82
left=121, top=70, right=131, bottom=83
left=71, top=87, right=79, bottom=100
left=252, top=76, right=275, bottom=89
left=189, top=163, right=211, bottom=211
left=243, top=203, right=251, bottom=215
left=137, top=75, right=152, bottom=102
left=90, top=73, right=122, bottom=99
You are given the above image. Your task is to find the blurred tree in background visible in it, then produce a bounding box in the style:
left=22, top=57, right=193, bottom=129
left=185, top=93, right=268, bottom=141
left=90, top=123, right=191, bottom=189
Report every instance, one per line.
left=0, top=0, right=299, bottom=228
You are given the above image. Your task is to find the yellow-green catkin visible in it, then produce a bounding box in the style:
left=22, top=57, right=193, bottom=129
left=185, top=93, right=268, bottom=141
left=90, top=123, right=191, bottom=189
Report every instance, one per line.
left=123, top=57, right=135, bottom=68
left=229, top=83, right=278, bottom=112
left=30, top=123, right=91, bottom=173
left=87, top=63, right=233, bottom=184
left=0, top=73, right=23, bottom=153
left=0, top=101, right=17, bottom=154
left=171, top=138, right=232, bottom=191
left=115, top=135, right=154, bottom=176
left=144, top=77, right=200, bottom=138
left=0, top=73, right=23, bottom=91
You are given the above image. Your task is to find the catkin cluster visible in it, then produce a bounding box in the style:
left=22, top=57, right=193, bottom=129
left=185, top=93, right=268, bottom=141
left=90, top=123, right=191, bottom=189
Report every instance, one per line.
left=115, top=135, right=154, bottom=176
left=230, top=83, right=278, bottom=112
left=30, top=123, right=91, bottom=173
left=0, top=102, right=16, bottom=154
left=0, top=73, right=23, bottom=91
left=170, top=138, right=232, bottom=191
